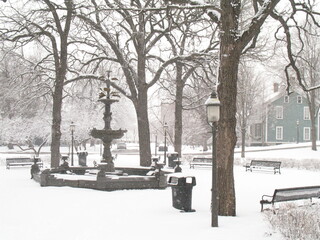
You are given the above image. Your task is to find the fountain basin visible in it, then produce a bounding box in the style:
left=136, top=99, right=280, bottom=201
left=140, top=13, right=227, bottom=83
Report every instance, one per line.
left=91, top=128, right=127, bottom=140
left=32, top=166, right=168, bottom=191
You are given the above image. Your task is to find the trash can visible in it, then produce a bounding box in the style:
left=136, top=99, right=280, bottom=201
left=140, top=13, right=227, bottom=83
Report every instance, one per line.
left=77, top=151, right=88, bottom=166
left=158, top=145, right=167, bottom=151
left=168, top=176, right=196, bottom=212
left=167, top=152, right=179, bottom=168
left=151, top=156, right=160, bottom=168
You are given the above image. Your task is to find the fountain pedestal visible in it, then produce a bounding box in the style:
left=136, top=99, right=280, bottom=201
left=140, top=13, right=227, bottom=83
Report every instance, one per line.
left=90, top=98, right=126, bottom=172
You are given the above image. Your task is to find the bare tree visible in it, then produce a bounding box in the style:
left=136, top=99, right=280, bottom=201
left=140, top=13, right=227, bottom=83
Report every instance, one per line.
left=0, top=49, right=48, bottom=119
left=14, top=138, right=48, bottom=157
left=1, top=0, right=76, bottom=167
left=288, top=24, right=320, bottom=151
left=168, top=0, right=320, bottom=216
left=236, top=62, right=261, bottom=158
left=158, top=9, right=219, bottom=156
left=75, top=0, right=211, bottom=166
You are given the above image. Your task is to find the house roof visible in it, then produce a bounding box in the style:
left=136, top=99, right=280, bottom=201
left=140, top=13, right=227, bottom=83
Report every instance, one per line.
left=264, top=91, right=283, bottom=105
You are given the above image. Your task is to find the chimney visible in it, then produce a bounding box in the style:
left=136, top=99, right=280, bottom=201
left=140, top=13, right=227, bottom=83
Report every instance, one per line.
left=273, top=83, right=279, bottom=93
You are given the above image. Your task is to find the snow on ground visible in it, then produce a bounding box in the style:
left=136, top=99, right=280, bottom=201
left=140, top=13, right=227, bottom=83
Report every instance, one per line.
left=1, top=145, right=320, bottom=240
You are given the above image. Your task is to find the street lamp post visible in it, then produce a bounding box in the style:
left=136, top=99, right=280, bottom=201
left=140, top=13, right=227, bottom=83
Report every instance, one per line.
left=155, top=133, right=158, bottom=156
left=163, top=122, right=168, bottom=166
left=205, top=86, right=220, bottom=228
left=296, top=120, right=300, bottom=144
left=70, top=122, right=76, bottom=166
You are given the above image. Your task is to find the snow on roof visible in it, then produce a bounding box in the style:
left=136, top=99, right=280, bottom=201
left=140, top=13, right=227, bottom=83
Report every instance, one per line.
left=264, top=91, right=283, bottom=104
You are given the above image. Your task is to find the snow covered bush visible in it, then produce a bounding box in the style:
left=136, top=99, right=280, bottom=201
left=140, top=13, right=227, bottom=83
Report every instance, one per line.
left=265, top=203, right=320, bottom=240
left=280, top=158, right=320, bottom=171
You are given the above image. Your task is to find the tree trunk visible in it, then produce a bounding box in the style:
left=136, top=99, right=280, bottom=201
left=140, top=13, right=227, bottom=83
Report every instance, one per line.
left=311, top=117, right=317, bottom=151
left=309, top=92, right=317, bottom=151
left=135, top=90, right=152, bottom=166
left=216, top=1, right=241, bottom=215
left=174, top=66, right=184, bottom=157
left=50, top=77, right=64, bottom=168
left=241, top=128, right=246, bottom=158
left=217, top=54, right=239, bottom=216
left=134, top=14, right=152, bottom=166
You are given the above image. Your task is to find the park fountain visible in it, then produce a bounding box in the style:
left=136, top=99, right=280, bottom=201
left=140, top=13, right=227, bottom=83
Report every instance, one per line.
left=32, top=72, right=168, bottom=191
left=90, top=73, right=126, bottom=173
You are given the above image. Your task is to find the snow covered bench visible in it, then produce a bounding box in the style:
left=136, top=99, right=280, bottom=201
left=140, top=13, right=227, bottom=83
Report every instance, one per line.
left=6, top=157, right=43, bottom=169
left=260, top=185, right=320, bottom=211
left=189, top=157, right=212, bottom=168
left=244, top=160, right=281, bottom=174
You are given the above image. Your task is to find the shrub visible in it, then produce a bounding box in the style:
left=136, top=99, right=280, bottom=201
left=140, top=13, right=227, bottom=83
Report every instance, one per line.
left=264, top=203, right=320, bottom=240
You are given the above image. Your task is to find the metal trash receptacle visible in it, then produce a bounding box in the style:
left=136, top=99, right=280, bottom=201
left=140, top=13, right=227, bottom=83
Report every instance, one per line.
left=167, top=152, right=179, bottom=168
left=168, top=176, right=196, bottom=212
left=77, top=151, right=88, bottom=166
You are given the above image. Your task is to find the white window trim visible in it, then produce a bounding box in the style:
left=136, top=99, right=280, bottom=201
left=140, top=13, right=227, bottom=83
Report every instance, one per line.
left=304, top=127, right=311, bottom=141
left=276, top=126, right=283, bottom=140
left=275, top=106, right=283, bottom=119
left=304, top=106, right=310, bottom=120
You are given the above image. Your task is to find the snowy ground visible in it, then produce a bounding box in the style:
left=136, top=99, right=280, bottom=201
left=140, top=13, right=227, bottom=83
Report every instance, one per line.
left=1, top=144, right=320, bottom=240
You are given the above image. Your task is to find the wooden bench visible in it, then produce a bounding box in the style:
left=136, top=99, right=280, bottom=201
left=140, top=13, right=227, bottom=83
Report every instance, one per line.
left=6, top=157, right=43, bottom=169
left=189, top=157, right=212, bottom=168
left=244, top=160, right=281, bottom=174
left=260, top=185, right=320, bottom=211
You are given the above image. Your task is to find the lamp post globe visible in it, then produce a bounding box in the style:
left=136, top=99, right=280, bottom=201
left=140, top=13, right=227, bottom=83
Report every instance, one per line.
left=205, top=88, right=220, bottom=125
left=205, top=86, right=220, bottom=228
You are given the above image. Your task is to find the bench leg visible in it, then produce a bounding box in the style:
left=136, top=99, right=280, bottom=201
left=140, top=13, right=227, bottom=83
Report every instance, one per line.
left=274, top=168, right=281, bottom=174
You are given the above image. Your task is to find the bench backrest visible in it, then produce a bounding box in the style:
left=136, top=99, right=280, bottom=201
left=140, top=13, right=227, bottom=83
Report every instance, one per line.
left=251, top=160, right=281, bottom=168
left=6, top=158, right=32, bottom=163
left=192, top=158, right=212, bottom=163
left=273, top=186, right=320, bottom=202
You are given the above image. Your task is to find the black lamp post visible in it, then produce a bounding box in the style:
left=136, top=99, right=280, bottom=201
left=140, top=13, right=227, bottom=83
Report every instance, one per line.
left=205, top=86, right=220, bottom=228
left=155, top=133, right=158, bottom=156
left=163, top=122, right=168, bottom=166
left=70, top=122, right=76, bottom=166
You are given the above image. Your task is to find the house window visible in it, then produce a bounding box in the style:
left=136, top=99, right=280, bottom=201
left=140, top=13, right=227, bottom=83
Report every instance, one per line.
left=297, top=96, right=302, bottom=104
left=284, top=96, right=289, bottom=103
left=276, top=126, right=283, bottom=140
left=304, top=106, right=310, bottom=120
left=275, top=106, right=283, bottom=119
left=304, top=127, right=311, bottom=141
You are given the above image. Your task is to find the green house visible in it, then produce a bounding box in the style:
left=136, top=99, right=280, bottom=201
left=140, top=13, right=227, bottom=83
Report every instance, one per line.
left=249, top=91, right=319, bottom=145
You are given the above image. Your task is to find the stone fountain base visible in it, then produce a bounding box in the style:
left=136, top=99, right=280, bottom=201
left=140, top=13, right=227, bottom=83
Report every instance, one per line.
left=32, top=166, right=168, bottom=191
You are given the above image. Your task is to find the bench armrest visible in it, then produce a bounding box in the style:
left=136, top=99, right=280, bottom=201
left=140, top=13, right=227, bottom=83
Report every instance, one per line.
left=260, top=195, right=273, bottom=212
left=261, top=195, right=273, bottom=201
